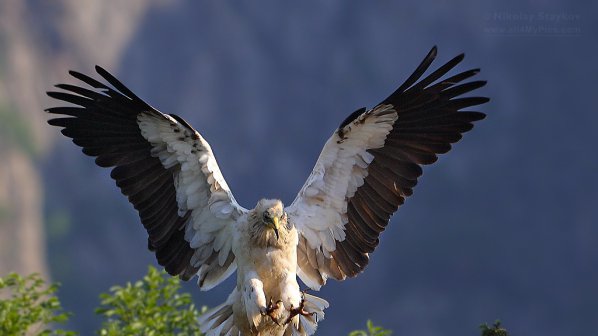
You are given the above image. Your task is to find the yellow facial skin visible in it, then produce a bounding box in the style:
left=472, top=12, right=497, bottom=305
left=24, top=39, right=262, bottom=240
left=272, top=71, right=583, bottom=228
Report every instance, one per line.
left=265, top=215, right=280, bottom=240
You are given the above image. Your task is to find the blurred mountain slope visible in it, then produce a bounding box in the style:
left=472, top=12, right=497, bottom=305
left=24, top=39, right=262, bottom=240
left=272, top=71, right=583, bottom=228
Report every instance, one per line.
left=1, top=1, right=597, bottom=335
left=0, top=0, right=163, bottom=280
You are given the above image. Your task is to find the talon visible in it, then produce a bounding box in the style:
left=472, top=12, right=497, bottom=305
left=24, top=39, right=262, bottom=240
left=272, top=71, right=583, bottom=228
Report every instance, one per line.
left=300, top=288, right=311, bottom=301
left=284, top=295, right=315, bottom=325
left=262, top=298, right=282, bottom=325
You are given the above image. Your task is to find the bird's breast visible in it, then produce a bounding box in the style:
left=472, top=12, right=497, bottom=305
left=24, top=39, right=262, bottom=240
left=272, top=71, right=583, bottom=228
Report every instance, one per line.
left=249, top=244, right=295, bottom=283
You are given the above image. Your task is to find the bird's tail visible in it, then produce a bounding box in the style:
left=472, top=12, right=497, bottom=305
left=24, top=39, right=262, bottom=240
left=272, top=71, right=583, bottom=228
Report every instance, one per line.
left=284, top=293, right=329, bottom=336
left=198, top=290, right=329, bottom=336
left=198, top=290, right=239, bottom=336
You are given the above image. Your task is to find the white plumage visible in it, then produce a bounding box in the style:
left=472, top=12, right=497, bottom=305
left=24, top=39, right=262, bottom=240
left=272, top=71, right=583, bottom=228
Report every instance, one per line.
left=47, top=46, right=488, bottom=335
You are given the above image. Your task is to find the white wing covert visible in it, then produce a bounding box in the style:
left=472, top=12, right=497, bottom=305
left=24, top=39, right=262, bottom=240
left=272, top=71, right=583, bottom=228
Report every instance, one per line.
left=287, top=47, right=488, bottom=289
left=47, top=66, right=247, bottom=290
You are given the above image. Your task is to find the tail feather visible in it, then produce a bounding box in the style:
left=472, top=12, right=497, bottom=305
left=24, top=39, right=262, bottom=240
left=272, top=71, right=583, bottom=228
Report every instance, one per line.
left=219, top=316, right=234, bottom=335
left=284, top=293, right=329, bottom=336
left=199, top=289, right=329, bottom=336
left=199, top=290, right=238, bottom=336
left=302, top=293, right=328, bottom=322
left=226, top=326, right=240, bottom=336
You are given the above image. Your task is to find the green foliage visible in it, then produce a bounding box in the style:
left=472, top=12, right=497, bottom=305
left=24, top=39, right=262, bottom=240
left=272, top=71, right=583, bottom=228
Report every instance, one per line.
left=95, top=266, right=204, bottom=336
left=1, top=268, right=510, bottom=336
left=349, top=319, right=392, bottom=336
left=0, top=272, right=75, bottom=336
left=0, top=201, right=10, bottom=220
left=0, top=105, right=38, bottom=157
left=46, top=209, right=72, bottom=240
left=480, top=320, right=509, bottom=336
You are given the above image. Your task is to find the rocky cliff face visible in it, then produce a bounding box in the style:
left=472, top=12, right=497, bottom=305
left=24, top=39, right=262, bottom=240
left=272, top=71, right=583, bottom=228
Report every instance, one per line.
left=0, top=0, right=49, bottom=277
left=0, top=0, right=161, bottom=277
left=0, top=147, right=46, bottom=276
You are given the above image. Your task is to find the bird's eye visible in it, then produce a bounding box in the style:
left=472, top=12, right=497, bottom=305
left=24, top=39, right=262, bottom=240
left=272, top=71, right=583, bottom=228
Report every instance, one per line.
left=263, top=213, right=269, bottom=220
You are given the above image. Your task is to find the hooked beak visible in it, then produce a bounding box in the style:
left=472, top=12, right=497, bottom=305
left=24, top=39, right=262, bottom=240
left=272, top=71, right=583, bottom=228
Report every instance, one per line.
left=272, top=216, right=280, bottom=240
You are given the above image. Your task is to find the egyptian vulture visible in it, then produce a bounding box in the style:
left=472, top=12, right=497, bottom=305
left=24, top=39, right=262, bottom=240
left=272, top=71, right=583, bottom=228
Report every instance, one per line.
left=46, top=46, right=488, bottom=335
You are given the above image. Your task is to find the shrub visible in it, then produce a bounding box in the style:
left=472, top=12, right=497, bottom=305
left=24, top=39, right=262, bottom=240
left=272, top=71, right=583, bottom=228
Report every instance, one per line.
left=2, top=267, right=510, bottom=336
left=349, top=320, right=392, bottom=336
left=95, top=266, right=204, bottom=336
left=0, top=272, right=74, bottom=336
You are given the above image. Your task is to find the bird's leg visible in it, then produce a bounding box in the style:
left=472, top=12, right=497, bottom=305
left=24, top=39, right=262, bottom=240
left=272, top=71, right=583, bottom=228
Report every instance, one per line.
left=284, top=290, right=315, bottom=325
left=261, top=297, right=283, bottom=325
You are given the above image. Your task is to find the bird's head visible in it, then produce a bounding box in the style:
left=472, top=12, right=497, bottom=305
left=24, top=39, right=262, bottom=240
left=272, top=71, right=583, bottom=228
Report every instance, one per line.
left=255, top=199, right=286, bottom=241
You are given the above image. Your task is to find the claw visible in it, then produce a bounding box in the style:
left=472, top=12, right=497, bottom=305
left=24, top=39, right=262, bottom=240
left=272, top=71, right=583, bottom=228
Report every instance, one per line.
left=261, top=298, right=282, bottom=325
left=284, top=292, right=315, bottom=325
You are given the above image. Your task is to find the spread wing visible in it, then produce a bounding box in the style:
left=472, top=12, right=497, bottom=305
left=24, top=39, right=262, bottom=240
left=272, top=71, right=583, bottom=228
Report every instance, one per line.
left=46, top=66, right=248, bottom=290
left=286, top=46, right=488, bottom=289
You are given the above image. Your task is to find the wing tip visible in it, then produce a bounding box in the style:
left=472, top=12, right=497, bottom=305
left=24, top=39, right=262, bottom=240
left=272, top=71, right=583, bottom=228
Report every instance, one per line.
left=67, top=69, right=81, bottom=78
left=94, top=65, right=116, bottom=85
left=471, top=111, right=487, bottom=121
left=428, top=45, right=438, bottom=59
left=46, top=117, right=66, bottom=127
left=95, top=64, right=107, bottom=75
left=452, top=52, right=466, bottom=67
left=476, top=96, right=491, bottom=106
left=53, top=83, right=70, bottom=91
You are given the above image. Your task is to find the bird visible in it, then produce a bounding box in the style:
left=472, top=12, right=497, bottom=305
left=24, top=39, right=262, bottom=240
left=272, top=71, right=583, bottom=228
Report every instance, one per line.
left=46, top=46, right=488, bottom=335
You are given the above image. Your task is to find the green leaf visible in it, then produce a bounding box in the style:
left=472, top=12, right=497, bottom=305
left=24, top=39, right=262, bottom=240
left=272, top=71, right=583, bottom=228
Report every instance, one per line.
left=350, top=319, right=392, bottom=336
left=0, top=272, right=75, bottom=335
left=480, top=320, right=509, bottom=336
left=95, top=266, right=203, bottom=335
